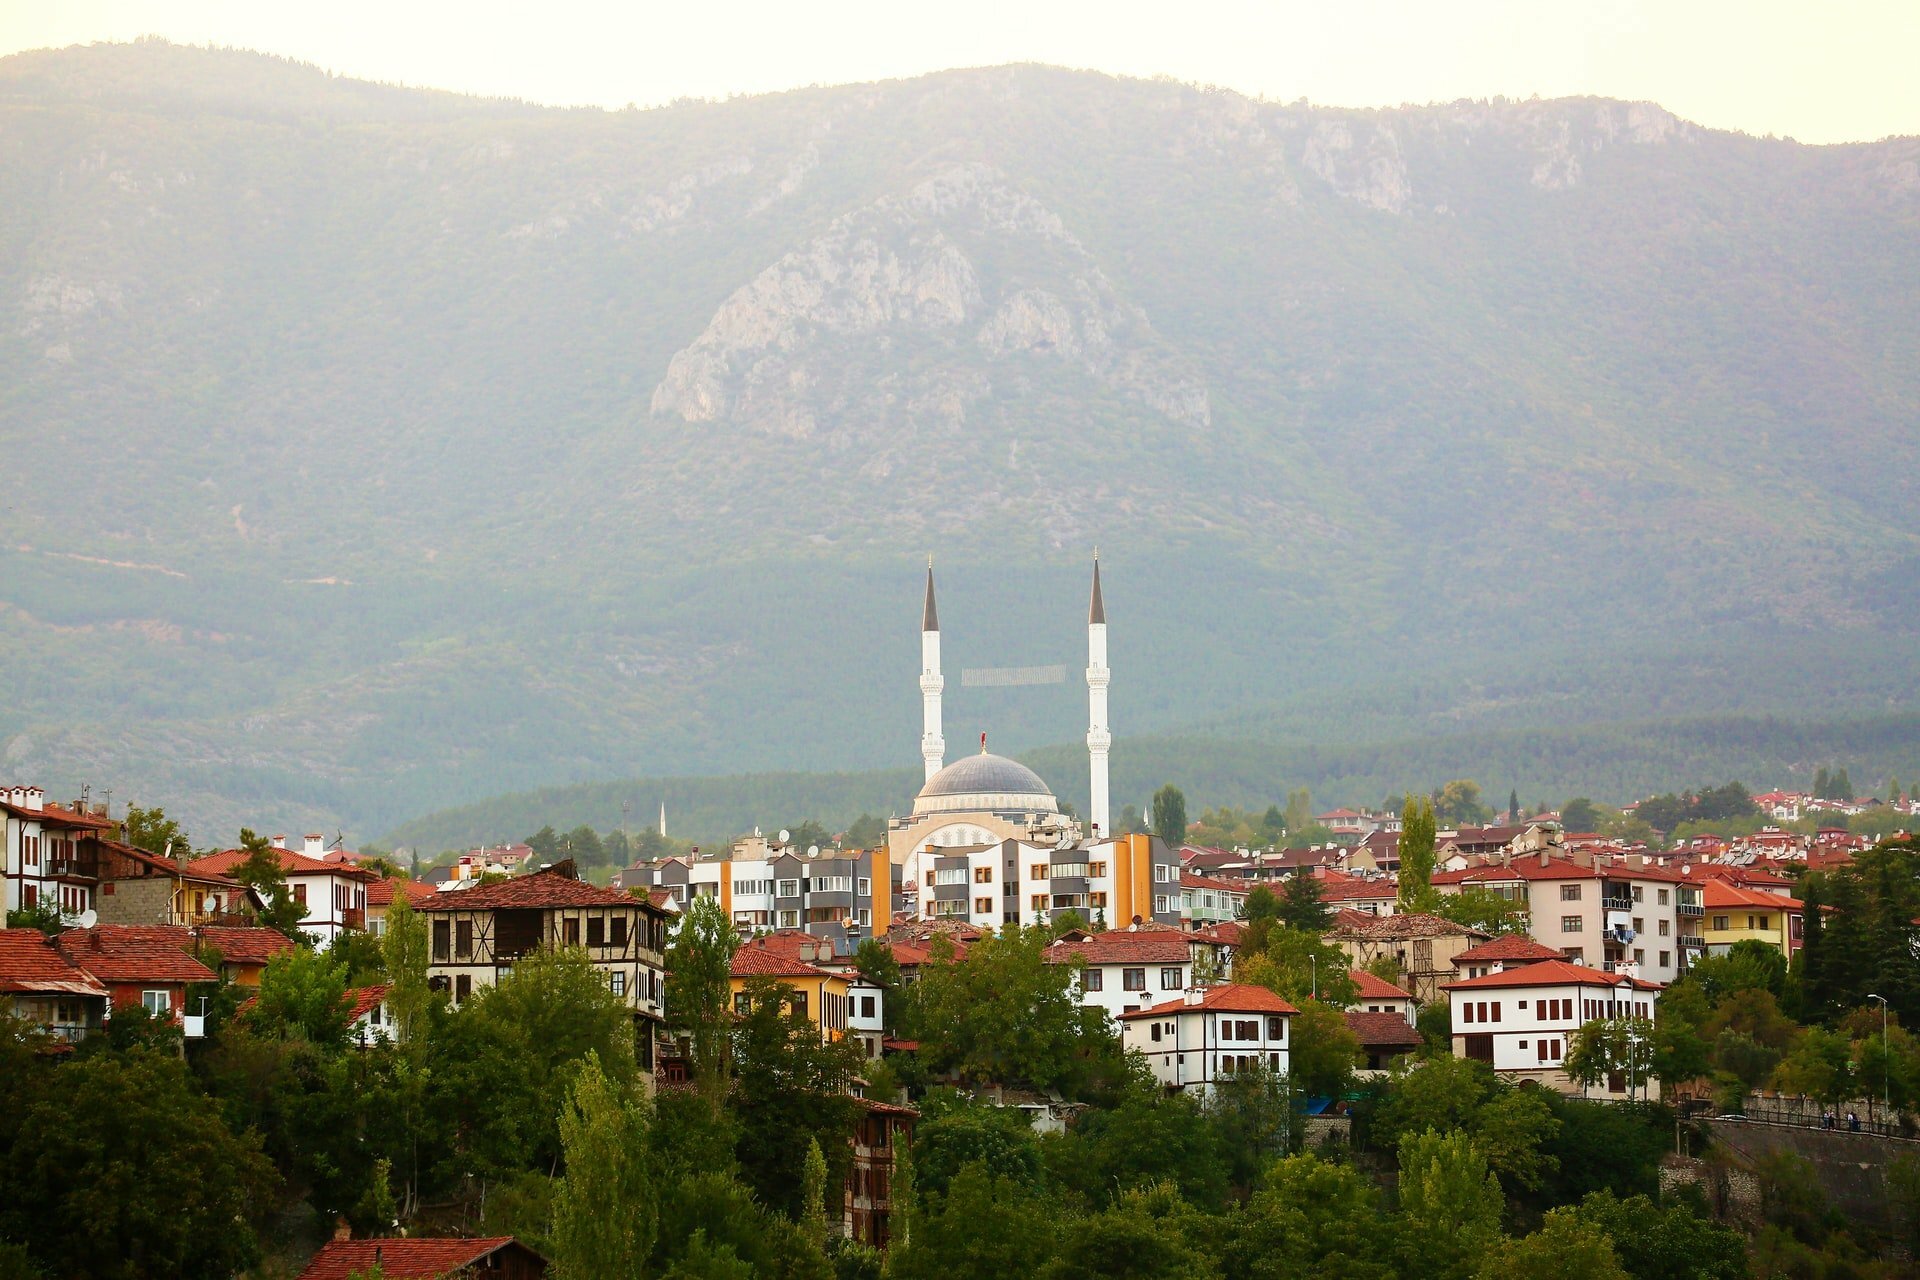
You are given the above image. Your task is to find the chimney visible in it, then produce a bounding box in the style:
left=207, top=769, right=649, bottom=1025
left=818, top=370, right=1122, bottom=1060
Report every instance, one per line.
left=1185, top=986, right=1204, bottom=1006
left=1537, top=848, right=1550, bottom=868
left=332, top=1218, right=352, bottom=1242
left=24, top=787, right=43, bottom=813
left=303, top=834, right=324, bottom=857
left=271, top=834, right=286, bottom=849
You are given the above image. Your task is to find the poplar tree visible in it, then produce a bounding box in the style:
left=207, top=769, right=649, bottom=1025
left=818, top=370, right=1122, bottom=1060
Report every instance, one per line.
left=550, top=1052, right=656, bottom=1280
left=380, top=888, right=431, bottom=1046
left=1398, top=798, right=1438, bottom=912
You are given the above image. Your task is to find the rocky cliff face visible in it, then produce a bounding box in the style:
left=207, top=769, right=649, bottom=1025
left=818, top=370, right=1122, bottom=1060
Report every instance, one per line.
left=651, top=163, right=1209, bottom=441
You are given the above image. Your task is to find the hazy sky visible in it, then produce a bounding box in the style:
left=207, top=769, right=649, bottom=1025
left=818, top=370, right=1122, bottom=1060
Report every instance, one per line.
left=3, top=0, right=1917, bottom=144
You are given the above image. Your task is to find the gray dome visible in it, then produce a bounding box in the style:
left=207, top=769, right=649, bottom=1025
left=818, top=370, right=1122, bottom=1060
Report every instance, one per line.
left=914, top=752, right=1058, bottom=815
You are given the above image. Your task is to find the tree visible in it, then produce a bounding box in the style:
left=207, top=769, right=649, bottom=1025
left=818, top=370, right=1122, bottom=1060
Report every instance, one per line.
left=1771, top=1026, right=1853, bottom=1103
left=888, top=1163, right=1056, bottom=1280
left=1276, top=873, right=1330, bottom=933
left=1477, top=1209, right=1626, bottom=1280
left=1561, top=798, right=1605, bottom=832
left=914, top=926, right=1098, bottom=1092
left=1396, top=1129, right=1504, bottom=1280
left=1398, top=798, right=1437, bottom=911
left=799, top=1138, right=829, bottom=1257
left=1432, top=888, right=1529, bottom=936
left=665, top=895, right=741, bottom=1102
left=248, top=946, right=353, bottom=1046
left=1220, top=1153, right=1394, bottom=1280
left=1569, top=1190, right=1750, bottom=1280
left=1234, top=928, right=1357, bottom=1007
left=844, top=813, right=886, bottom=847
left=232, top=827, right=307, bottom=938
left=1431, top=780, right=1492, bottom=828
left=549, top=1052, right=655, bottom=1280
left=1832, top=768, right=1854, bottom=802
left=381, top=886, right=432, bottom=1046
left=1287, top=1000, right=1363, bottom=1099
left=527, top=825, right=561, bottom=860
left=1507, top=790, right=1520, bottom=823
left=1564, top=1017, right=1656, bottom=1099
left=122, top=805, right=191, bottom=859
left=1813, top=767, right=1831, bottom=800
left=1043, top=1185, right=1219, bottom=1280
left=563, top=824, right=605, bottom=869
left=1150, top=785, right=1188, bottom=847
left=912, top=1093, right=1045, bottom=1197
left=1283, top=788, right=1314, bottom=835
left=728, top=978, right=864, bottom=1221
left=4, top=1049, right=277, bottom=1279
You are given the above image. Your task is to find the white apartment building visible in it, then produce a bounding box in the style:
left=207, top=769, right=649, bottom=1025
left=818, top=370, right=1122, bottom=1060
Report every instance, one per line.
left=902, top=831, right=1183, bottom=932
left=1441, top=959, right=1662, bottom=1096
left=1120, top=984, right=1297, bottom=1098
left=1045, top=929, right=1195, bottom=1024
left=617, top=837, right=892, bottom=956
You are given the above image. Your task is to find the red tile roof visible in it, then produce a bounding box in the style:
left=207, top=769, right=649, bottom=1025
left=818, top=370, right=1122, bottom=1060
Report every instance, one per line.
left=1349, top=969, right=1415, bottom=1000
left=886, top=937, right=968, bottom=967
left=1440, top=959, right=1663, bottom=993
left=1701, top=882, right=1803, bottom=911
left=1190, top=920, right=1246, bottom=947
left=0, top=930, right=108, bottom=997
left=1180, top=870, right=1250, bottom=893
left=55, top=926, right=217, bottom=985
left=191, top=926, right=297, bottom=967
left=1452, top=934, right=1567, bottom=965
left=347, top=984, right=391, bottom=1021
left=1046, top=930, right=1192, bottom=966
left=367, top=876, right=436, bottom=908
left=1328, top=913, right=1487, bottom=942
left=1343, top=1010, right=1423, bottom=1048
left=296, top=1237, right=536, bottom=1280
left=415, top=869, right=651, bottom=913
left=730, top=947, right=837, bottom=980
left=190, top=849, right=376, bottom=881
left=1317, top=877, right=1398, bottom=902
left=0, top=799, right=115, bottom=830
left=1119, top=983, right=1298, bottom=1020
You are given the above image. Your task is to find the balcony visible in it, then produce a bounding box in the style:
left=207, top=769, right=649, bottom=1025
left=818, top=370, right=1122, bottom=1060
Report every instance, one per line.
left=1601, top=892, right=1634, bottom=913
left=342, top=907, right=366, bottom=931
left=1677, top=900, right=1705, bottom=917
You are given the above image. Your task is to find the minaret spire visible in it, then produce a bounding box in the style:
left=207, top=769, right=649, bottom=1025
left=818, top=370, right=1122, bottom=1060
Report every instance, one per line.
left=920, top=558, right=945, bottom=781
left=1086, top=551, right=1111, bottom=840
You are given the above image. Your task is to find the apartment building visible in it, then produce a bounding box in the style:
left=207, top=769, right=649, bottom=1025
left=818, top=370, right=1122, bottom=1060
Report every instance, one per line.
left=901, top=832, right=1183, bottom=932
left=616, top=837, right=891, bottom=956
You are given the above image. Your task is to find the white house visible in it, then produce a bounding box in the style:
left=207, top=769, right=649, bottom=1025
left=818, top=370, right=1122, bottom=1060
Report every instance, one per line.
left=1, top=785, right=115, bottom=919
left=1440, top=959, right=1661, bottom=1096
left=189, top=838, right=377, bottom=943
left=1349, top=968, right=1419, bottom=1021
left=1045, top=929, right=1194, bottom=1024
left=1119, top=983, right=1297, bottom=1098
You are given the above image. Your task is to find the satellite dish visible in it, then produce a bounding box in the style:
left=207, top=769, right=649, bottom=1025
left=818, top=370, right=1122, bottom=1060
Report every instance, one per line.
left=206, top=896, right=221, bottom=914
left=807, top=845, right=820, bottom=858
left=75, top=909, right=98, bottom=929
left=778, top=829, right=791, bottom=844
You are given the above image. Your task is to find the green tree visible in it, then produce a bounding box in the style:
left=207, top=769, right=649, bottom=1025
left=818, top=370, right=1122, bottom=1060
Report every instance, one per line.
left=1276, top=873, right=1330, bottom=933
left=1477, top=1209, right=1626, bottom=1280
left=1564, top=1017, right=1656, bottom=1099
left=799, top=1138, right=830, bottom=1257
left=5, top=1049, right=277, bottom=1280
left=844, top=813, right=886, bottom=847
left=122, top=805, right=191, bottom=859
left=1771, top=1026, right=1853, bottom=1103
left=1508, top=790, right=1521, bottom=823
left=1283, top=788, right=1314, bottom=835
left=1561, top=798, right=1606, bottom=832
left=888, top=1163, right=1056, bottom=1280
left=1396, top=1129, right=1504, bottom=1280
left=729, top=978, right=863, bottom=1221
left=248, top=945, right=352, bottom=1046
left=380, top=886, right=432, bottom=1046
left=911, top=1093, right=1044, bottom=1197
left=1286, top=999, right=1363, bottom=1099
left=1220, top=1153, right=1395, bottom=1280
left=1569, top=1190, right=1751, bottom=1280
left=527, top=825, right=561, bottom=860
left=1431, top=780, right=1493, bottom=828
left=1398, top=797, right=1437, bottom=911
left=1151, top=785, right=1189, bottom=847
left=914, top=926, right=1097, bottom=1092
left=1043, top=1186, right=1219, bottom=1280
left=563, top=824, right=605, bottom=869
left=1432, top=889, right=1529, bottom=935
left=232, top=827, right=306, bottom=938
left=550, top=1052, right=656, bottom=1280
left=665, top=894, right=741, bottom=1102
left=1235, top=929, right=1357, bottom=1006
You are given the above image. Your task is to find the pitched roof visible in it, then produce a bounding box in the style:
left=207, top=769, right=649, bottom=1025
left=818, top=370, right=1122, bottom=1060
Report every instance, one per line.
left=92, top=839, right=247, bottom=887
left=416, top=868, right=651, bottom=912
left=886, top=937, right=968, bottom=967
left=1180, top=870, right=1250, bottom=892
left=1119, top=983, right=1299, bottom=1020
left=0, top=930, right=108, bottom=997
left=295, top=1237, right=537, bottom=1280
left=0, top=799, right=115, bottom=830
left=1046, top=930, right=1192, bottom=966
left=55, top=926, right=217, bottom=985
left=1440, top=959, right=1663, bottom=993
left=190, top=848, right=375, bottom=881
left=347, top=984, right=391, bottom=1021
left=190, top=925, right=297, bottom=967
left=367, top=876, right=436, bottom=908
left=1190, top=920, right=1246, bottom=947
left=730, top=946, right=837, bottom=980
left=1343, top=1010, right=1423, bottom=1049
left=1328, top=913, right=1488, bottom=942
left=1702, top=882, right=1803, bottom=911
left=1349, top=969, right=1415, bottom=1000
left=1452, top=934, right=1567, bottom=965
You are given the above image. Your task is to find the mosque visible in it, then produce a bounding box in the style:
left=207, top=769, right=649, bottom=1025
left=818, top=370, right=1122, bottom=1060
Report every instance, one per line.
left=888, top=558, right=1180, bottom=930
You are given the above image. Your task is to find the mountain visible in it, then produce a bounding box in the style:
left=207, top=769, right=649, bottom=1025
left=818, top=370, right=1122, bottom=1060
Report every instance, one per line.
left=3, top=40, right=1919, bottom=842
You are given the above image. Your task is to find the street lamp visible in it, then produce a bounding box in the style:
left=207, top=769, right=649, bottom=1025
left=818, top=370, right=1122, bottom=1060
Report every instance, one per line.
left=1309, top=953, right=1317, bottom=1001
left=1868, top=994, right=1890, bottom=1118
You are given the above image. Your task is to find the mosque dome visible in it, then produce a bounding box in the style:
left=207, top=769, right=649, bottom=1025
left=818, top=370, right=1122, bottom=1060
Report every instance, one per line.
left=913, top=752, right=1059, bottom=817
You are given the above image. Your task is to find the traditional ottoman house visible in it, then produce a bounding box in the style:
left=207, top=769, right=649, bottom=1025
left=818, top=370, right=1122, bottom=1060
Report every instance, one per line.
left=1046, top=928, right=1195, bottom=1025
left=1120, top=983, right=1296, bottom=1098
left=56, top=924, right=217, bottom=1036
left=1440, top=958, right=1662, bottom=1096
left=0, top=928, right=108, bottom=1044
left=297, top=1236, right=546, bottom=1279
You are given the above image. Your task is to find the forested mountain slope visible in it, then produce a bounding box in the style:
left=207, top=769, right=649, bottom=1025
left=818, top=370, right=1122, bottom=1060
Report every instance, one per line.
left=3, top=41, right=1918, bottom=838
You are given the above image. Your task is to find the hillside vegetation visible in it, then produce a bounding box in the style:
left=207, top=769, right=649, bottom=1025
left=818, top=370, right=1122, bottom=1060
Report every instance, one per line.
left=3, top=41, right=1919, bottom=838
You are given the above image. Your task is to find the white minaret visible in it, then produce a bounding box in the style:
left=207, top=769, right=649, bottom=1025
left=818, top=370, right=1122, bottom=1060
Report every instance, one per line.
left=920, top=559, right=946, bottom=781
left=1086, top=552, right=1111, bottom=839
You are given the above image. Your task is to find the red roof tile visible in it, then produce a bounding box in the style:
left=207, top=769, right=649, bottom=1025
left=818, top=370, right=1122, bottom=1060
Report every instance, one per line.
left=1328, top=913, right=1488, bottom=942
left=191, top=926, right=297, bottom=967
left=190, top=849, right=376, bottom=881
left=1349, top=969, right=1415, bottom=1000
left=1441, top=959, right=1663, bottom=992
left=0, top=930, right=108, bottom=997
left=1119, top=983, right=1299, bottom=1020
left=730, top=947, right=837, bottom=980
left=1701, top=882, right=1803, bottom=911
left=1343, top=1010, right=1423, bottom=1048
left=296, top=1237, right=536, bottom=1280
left=1190, top=920, right=1246, bottom=947
left=367, top=876, right=436, bottom=908
left=347, top=984, right=391, bottom=1021
left=55, top=926, right=216, bottom=985
left=415, top=869, right=652, bottom=913
left=1452, top=935, right=1567, bottom=965
left=1046, top=930, right=1192, bottom=966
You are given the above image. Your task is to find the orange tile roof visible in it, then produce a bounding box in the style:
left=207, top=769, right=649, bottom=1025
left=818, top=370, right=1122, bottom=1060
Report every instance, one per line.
left=1349, top=969, right=1415, bottom=1000
left=1046, top=930, right=1192, bottom=966
left=296, top=1238, right=535, bottom=1280
left=1452, top=935, right=1567, bottom=964
left=1701, top=882, right=1803, bottom=911
left=1328, top=913, right=1487, bottom=942
left=1119, top=983, right=1299, bottom=1020
left=1441, top=959, right=1663, bottom=992
left=730, top=947, right=837, bottom=980
left=190, top=925, right=297, bottom=967
left=416, top=869, right=652, bottom=912
left=1190, top=920, right=1246, bottom=947
left=0, top=930, right=108, bottom=997
left=190, top=849, right=377, bottom=881
left=347, top=984, right=391, bottom=1021
left=1344, top=1010, right=1422, bottom=1048
left=367, top=876, right=436, bottom=908
left=55, top=926, right=216, bottom=985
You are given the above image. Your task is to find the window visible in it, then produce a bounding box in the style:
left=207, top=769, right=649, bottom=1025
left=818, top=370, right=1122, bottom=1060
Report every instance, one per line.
left=1154, top=895, right=1172, bottom=915
left=1561, top=915, right=1583, bottom=933
left=1712, top=915, right=1730, bottom=931
left=1632, top=885, right=1644, bottom=902
left=609, top=971, right=626, bottom=996
left=1090, top=861, right=1107, bottom=878
left=975, top=897, right=993, bottom=914
left=861, top=996, right=876, bottom=1018
left=972, top=866, right=992, bottom=884
left=1154, top=864, right=1173, bottom=883
left=858, top=877, right=871, bottom=896
left=1091, top=892, right=1108, bottom=909
left=777, top=879, right=800, bottom=897
left=1633, top=948, right=1645, bottom=963
left=141, top=990, right=170, bottom=1017
left=1031, top=863, right=1048, bottom=880
left=778, top=910, right=799, bottom=928
left=456, top=920, right=473, bottom=960
left=1633, top=917, right=1644, bottom=933
left=293, top=883, right=308, bottom=906
left=1236, top=1019, right=1258, bottom=1040
left=612, top=917, right=628, bottom=948
left=734, top=991, right=752, bottom=1015
left=1123, top=968, right=1146, bottom=991
left=455, top=975, right=471, bottom=1002
left=1658, top=919, right=1670, bottom=936
left=1658, top=888, right=1670, bottom=905
left=1161, top=967, right=1183, bottom=990
left=1083, top=969, right=1104, bottom=992
left=1267, top=1016, right=1286, bottom=1040
left=433, top=920, right=450, bottom=962
left=1560, top=885, right=1582, bottom=902
left=1030, top=894, right=1048, bottom=912
left=1659, top=951, right=1671, bottom=968
left=934, top=868, right=967, bottom=885
left=587, top=917, right=605, bottom=947
left=790, top=990, right=808, bottom=1019
left=1151, top=1023, right=1162, bottom=1042
left=814, top=876, right=854, bottom=893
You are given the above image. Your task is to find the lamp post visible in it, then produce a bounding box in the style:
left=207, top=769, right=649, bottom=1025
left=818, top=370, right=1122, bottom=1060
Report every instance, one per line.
left=1869, top=994, right=1890, bottom=1119
left=1309, top=953, right=1317, bottom=1001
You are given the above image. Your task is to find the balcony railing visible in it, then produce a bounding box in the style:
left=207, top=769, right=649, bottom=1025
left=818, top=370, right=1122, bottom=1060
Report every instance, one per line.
left=1677, top=901, right=1705, bottom=916
left=1601, top=893, right=1634, bottom=913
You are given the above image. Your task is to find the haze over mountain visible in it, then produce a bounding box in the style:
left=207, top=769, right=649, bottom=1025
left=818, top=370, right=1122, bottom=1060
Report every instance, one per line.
left=4, top=40, right=1919, bottom=843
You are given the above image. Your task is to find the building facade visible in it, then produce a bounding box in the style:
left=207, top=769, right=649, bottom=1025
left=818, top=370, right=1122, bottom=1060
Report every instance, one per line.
left=1441, top=959, right=1662, bottom=1096
left=1119, top=984, right=1297, bottom=1098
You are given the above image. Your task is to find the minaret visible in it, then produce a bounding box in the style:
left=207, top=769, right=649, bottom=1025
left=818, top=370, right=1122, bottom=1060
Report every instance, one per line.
left=1086, top=551, right=1111, bottom=840
left=920, top=558, right=946, bottom=782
